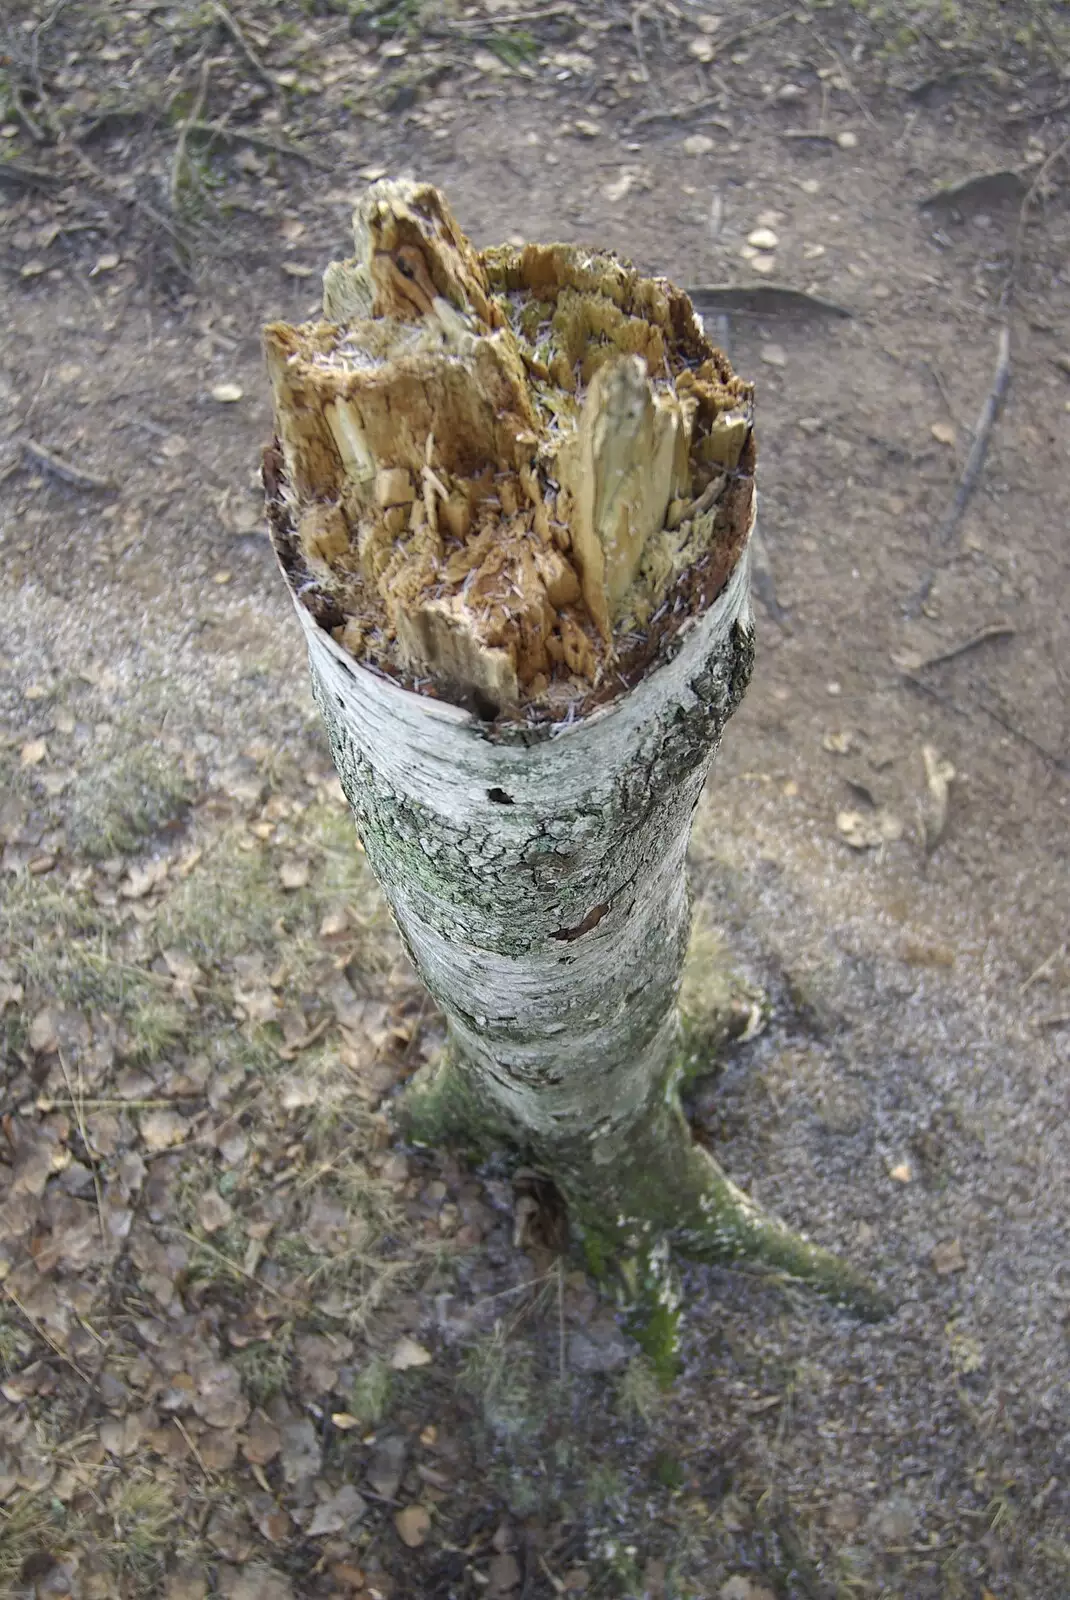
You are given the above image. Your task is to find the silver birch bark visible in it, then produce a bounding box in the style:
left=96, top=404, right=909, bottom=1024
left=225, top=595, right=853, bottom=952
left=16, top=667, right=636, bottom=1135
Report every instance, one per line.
left=262, top=180, right=887, bottom=1328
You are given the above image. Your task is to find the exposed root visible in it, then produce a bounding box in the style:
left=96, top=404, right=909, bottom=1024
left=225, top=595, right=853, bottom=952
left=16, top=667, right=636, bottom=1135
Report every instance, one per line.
left=401, top=1043, right=891, bottom=1336
left=564, top=1096, right=891, bottom=1325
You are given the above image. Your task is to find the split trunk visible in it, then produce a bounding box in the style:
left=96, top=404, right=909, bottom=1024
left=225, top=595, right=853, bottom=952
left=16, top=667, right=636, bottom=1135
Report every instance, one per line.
left=263, top=180, right=885, bottom=1326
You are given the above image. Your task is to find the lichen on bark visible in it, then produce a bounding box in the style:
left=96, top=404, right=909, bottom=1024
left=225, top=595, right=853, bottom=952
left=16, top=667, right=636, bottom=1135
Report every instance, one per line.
left=263, top=178, right=889, bottom=1341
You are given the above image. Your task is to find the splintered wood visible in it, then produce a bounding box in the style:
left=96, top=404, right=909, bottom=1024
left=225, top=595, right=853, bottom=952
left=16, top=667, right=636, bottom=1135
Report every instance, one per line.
left=264, top=179, right=755, bottom=720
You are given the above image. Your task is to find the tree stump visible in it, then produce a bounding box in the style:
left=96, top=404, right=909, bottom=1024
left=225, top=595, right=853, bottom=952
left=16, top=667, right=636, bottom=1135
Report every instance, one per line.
left=262, top=180, right=887, bottom=1350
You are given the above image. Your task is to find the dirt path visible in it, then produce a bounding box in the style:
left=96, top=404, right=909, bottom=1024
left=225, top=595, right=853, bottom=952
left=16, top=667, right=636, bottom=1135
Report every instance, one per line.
left=2, top=4, right=1069, bottom=1596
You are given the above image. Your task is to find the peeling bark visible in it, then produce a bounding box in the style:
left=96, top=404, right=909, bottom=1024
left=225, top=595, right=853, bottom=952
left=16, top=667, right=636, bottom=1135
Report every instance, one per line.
left=263, top=180, right=888, bottom=1331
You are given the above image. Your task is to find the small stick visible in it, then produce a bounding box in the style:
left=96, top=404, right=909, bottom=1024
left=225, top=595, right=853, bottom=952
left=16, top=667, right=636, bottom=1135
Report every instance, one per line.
left=173, top=1415, right=211, bottom=1479
left=211, top=0, right=276, bottom=92
left=906, top=323, right=1011, bottom=616
left=58, top=1048, right=108, bottom=1250
left=188, top=120, right=329, bottom=169
left=3, top=1284, right=93, bottom=1385
left=632, top=94, right=722, bottom=129
left=914, top=622, right=1015, bottom=671
left=1019, top=943, right=1066, bottom=995
left=22, top=437, right=116, bottom=490
left=901, top=671, right=1069, bottom=776
left=170, top=59, right=212, bottom=217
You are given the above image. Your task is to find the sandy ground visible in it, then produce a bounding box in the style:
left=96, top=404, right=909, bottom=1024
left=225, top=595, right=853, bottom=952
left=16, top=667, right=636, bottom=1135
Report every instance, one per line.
left=1, top=3, right=1069, bottom=1596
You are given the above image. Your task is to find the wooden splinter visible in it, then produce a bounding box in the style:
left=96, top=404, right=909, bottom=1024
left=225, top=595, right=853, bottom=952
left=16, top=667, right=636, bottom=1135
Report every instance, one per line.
left=264, top=179, right=755, bottom=719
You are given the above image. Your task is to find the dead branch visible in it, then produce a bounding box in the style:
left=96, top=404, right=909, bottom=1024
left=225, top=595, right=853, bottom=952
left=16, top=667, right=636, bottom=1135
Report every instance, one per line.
left=906, top=322, right=1011, bottom=616
left=22, top=437, right=116, bottom=491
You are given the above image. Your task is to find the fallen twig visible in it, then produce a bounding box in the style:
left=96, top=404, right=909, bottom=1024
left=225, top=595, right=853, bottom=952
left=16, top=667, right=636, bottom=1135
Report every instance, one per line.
left=780, top=129, right=838, bottom=146
left=211, top=0, right=276, bottom=92
left=1019, top=942, right=1065, bottom=994
left=4, top=1284, right=93, bottom=1386
left=171, top=60, right=212, bottom=219
left=58, top=1048, right=108, bottom=1250
left=632, top=94, right=724, bottom=129
left=901, top=671, right=1069, bottom=776
left=1004, top=134, right=1070, bottom=309
left=0, top=158, right=60, bottom=190
left=22, top=437, right=116, bottom=491
left=188, top=119, right=329, bottom=169
left=914, top=622, right=1015, bottom=671
left=906, top=323, right=1011, bottom=616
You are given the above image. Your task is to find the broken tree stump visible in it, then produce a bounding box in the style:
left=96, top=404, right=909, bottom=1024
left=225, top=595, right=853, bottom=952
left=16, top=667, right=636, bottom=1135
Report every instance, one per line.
left=263, top=179, right=888, bottom=1348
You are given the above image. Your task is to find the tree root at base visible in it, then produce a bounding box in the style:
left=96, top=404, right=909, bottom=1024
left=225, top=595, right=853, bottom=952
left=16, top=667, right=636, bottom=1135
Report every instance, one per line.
left=400, top=1048, right=892, bottom=1352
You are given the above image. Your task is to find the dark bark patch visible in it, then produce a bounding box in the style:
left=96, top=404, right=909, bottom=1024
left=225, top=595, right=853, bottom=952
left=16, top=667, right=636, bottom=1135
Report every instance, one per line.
left=551, top=901, right=610, bottom=942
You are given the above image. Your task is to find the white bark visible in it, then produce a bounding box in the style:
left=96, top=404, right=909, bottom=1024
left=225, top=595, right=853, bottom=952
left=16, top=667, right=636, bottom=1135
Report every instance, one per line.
left=288, top=536, right=753, bottom=1165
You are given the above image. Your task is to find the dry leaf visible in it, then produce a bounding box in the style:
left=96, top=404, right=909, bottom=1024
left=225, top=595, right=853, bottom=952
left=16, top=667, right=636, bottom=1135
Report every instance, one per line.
left=390, top=1337, right=432, bottom=1371
left=198, top=1191, right=234, bottom=1234
left=99, top=1413, right=144, bottom=1455
left=192, top=1362, right=249, bottom=1430
left=280, top=1416, right=322, bottom=1484
left=28, top=1009, right=59, bottom=1054
left=219, top=1566, right=294, bottom=1600
left=140, top=1110, right=188, bottom=1151
left=395, top=1504, right=431, bottom=1548
left=297, top=1332, right=353, bottom=1395
left=367, top=1435, right=407, bottom=1499
left=306, top=1482, right=367, bottom=1537
left=242, top=1409, right=282, bottom=1466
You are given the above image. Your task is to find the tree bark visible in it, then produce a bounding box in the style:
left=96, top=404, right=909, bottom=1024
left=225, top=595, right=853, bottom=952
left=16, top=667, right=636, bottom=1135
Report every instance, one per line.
left=263, top=180, right=887, bottom=1336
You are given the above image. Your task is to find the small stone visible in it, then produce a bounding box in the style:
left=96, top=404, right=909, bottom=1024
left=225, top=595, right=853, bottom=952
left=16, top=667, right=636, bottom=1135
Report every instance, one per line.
left=837, top=130, right=858, bottom=149
left=751, top=255, right=776, bottom=275
left=747, top=226, right=779, bottom=250
left=211, top=382, right=243, bottom=403
left=20, top=738, right=48, bottom=767
left=932, top=1238, right=966, bottom=1275
left=798, top=417, right=823, bottom=435
left=683, top=134, right=715, bottom=156
left=890, top=1160, right=913, bottom=1183
left=775, top=83, right=807, bottom=103
left=760, top=343, right=787, bottom=368
left=689, top=36, right=716, bottom=63
left=931, top=420, right=957, bottom=445
left=573, top=118, right=601, bottom=138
